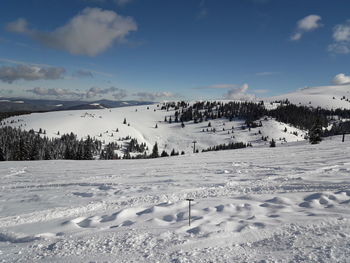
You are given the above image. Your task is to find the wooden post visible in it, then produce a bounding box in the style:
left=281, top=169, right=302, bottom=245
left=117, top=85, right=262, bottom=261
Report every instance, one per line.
left=192, top=141, right=197, bottom=153
left=342, top=133, right=345, bottom=142
left=186, top=198, right=194, bottom=226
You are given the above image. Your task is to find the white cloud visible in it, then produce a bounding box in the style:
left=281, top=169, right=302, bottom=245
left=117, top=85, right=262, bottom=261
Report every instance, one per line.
left=133, top=91, right=175, bottom=101
left=112, top=89, right=127, bottom=100
left=5, top=18, right=28, bottom=33
left=223, top=83, right=256, bottom=101
left=290, top=15, right=322, bottom=41
left=290, top=32, right=302, bottom=41
left=86, top=86, right=127, bottom=99
left=333, top=22, right=350, bottom=42
left=328, top=20, right=350, bottom=54
left=0, top=64, right=65, bottom=83
left=6, top=8, right=137, bottom=56
left=332, top=73, right=350, bottom=85
left=297, top=15, right=322, bottom=31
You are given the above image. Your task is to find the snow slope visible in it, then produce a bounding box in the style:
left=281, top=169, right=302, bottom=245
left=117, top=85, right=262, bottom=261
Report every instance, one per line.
left=1, top=104, right=306, bottom=155
left=0, top=136, right=349, bottom=262
left=268, top=84, right=350, bottom=109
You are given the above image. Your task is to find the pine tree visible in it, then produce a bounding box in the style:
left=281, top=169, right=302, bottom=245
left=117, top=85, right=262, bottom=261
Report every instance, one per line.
left=161, top=150, right=168, bottom=157
left=123, top=118, right=127, bottom=124
left=309, top=119, right=322, bottom=144
left=150, top=142, right=159, bottom=158
left=170, top=149, right=179, bottom=156
left=270, top=139, right=276, bottom=147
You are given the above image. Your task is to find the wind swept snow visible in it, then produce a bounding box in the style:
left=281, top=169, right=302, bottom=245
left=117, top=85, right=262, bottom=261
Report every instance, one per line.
left=0, top=136, right=349, bottom=262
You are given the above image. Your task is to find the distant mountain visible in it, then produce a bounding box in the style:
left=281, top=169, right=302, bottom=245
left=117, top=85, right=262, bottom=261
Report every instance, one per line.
left=0, top=98, right=154, bottom=112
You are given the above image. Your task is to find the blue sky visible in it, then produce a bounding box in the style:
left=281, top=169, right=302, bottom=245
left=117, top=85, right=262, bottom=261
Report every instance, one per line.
left=0, top=0, right=350, bottom=101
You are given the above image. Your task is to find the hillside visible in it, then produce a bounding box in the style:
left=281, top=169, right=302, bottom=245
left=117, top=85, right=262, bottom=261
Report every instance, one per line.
left=1, top=103, right=307, bottom=156
left=268, top=84, right=350, bottom=109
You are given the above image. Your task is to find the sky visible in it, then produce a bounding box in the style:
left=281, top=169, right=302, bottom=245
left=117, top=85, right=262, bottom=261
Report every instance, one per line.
left=0, top=0, right=350, bottom=101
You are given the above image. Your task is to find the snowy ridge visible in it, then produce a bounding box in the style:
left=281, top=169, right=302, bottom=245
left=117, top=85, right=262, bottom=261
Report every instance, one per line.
left=268, top=84, right=350, bottom=109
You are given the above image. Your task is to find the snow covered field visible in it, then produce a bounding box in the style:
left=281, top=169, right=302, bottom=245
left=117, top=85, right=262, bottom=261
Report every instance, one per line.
left=0, top=136, right=349, bottom=262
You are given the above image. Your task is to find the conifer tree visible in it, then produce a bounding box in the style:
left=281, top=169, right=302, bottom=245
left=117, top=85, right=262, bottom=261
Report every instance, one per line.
left=270, top=139, right=276, bottom=147
left=161, top=150, right=169, bottom=157
left=309, top=119, right=322, bottom=144
left=150, top=142, right=159, bottom=158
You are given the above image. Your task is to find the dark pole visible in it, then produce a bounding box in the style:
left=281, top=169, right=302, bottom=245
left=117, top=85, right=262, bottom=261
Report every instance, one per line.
left=192, top=141, right=197, bottom=153
left=342, top=133, right=345, bottom=142
left=186, top=198, right=194, bottom=226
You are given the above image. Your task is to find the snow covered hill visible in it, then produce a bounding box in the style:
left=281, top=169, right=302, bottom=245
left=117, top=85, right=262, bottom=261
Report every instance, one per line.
left=1, top=103, right=306, bottom=155
left=0, top=136, right=349, bottom=262
left=268, top=84, right=350, bottom=109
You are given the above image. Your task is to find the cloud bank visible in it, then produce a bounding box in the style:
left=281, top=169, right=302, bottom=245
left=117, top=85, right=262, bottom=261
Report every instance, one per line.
left=86, top=86, right=127, bottom=99
left=27, top=87, right=79, bottom=98
left=27, top=86, right=128, bottom=100
left=0, top=64, right=65, bottom=83
left=6, top=8, right=137, bottom=56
